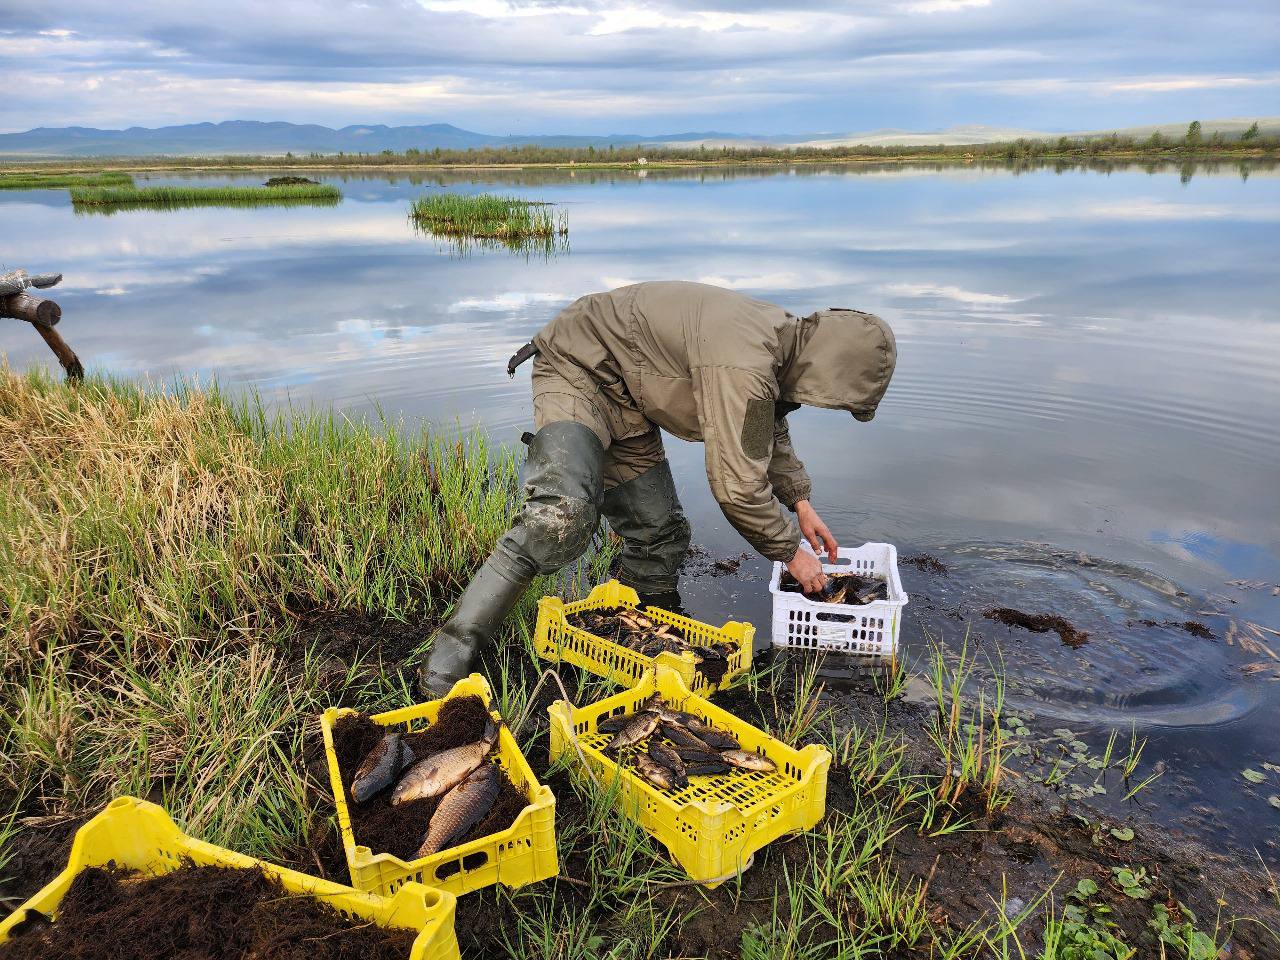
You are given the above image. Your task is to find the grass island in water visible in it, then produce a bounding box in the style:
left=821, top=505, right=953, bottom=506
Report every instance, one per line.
left=409, top=192, right=568, bottom=254
left=68, top=182, right=342, bottom=211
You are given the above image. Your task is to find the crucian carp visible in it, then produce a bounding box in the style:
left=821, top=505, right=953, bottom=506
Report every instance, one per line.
left=391, top=717, right=500, bottom=806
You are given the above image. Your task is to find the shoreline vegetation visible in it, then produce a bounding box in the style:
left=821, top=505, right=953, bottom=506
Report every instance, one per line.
left=2, top=365, right=1278, bottom=957
left=2, top=124, right=1275, bottom=176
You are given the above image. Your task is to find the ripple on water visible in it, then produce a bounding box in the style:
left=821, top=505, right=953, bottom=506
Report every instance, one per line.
left=897, top=541, right=1268, bottom=729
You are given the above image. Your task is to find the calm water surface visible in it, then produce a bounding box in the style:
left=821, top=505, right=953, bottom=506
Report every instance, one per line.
left=3, top=162, right=1278, bottom=855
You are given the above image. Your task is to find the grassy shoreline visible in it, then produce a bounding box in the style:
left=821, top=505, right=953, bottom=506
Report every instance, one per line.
left=1, top=367, right=1277, bottom=957
left=1, top=139, right=1275, bottom=178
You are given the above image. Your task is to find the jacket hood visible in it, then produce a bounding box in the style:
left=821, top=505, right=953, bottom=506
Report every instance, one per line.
left=780, top=308, right=897, bottom=421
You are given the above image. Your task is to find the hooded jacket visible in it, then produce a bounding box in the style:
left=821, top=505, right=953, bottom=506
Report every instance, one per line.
left=531, top=281, right=897, bottom=561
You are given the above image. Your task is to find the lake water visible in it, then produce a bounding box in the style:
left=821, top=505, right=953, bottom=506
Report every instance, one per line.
left=3, top=161, right=1278, bottom=856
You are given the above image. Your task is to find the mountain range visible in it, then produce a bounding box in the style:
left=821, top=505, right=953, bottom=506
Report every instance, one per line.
left=0, top=118, right=1274, bottom=157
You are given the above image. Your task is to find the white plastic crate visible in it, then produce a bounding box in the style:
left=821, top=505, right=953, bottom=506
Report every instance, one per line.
left=768, top=543, right=908, bottom=656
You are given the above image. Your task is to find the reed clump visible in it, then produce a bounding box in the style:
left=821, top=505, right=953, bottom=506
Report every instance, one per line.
left=0, top=171, right=134, bottom=190
left=408, top=192, right=567, bottom=247
left=68, top=183, right=341, bottom=208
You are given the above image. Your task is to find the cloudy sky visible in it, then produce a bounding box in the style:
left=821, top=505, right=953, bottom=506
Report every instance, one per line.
left=0, top=0, right=1275, bottom=135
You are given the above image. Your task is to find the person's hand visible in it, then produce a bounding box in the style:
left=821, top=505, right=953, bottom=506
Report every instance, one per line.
left=795, top=500, right=838, bottom=562
left=786, top=546, right=827, bottom=595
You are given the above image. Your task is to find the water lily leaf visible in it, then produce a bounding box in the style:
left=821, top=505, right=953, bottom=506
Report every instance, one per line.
left=1242, top=768, right=1267, bottom=784
left=1053, top=728, right=1075, bottom=739
left=1074, top=878, right=1099, bottom=897
left=1110, top=827, right=1135, bottom=841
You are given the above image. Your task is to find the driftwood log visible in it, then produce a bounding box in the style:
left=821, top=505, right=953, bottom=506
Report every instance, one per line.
left=1, top=270, right=83, bottom=380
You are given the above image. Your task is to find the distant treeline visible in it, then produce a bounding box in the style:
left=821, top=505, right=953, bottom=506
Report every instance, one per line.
left=263, top=120, right=1279, bottom=166
left=6, top=122, right=1275, bottom=171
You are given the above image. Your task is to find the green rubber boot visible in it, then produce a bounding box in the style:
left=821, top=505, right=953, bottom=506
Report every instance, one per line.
left=417, top=421, right=605, bottom=698
left=417, top=558, right=530, bottom=698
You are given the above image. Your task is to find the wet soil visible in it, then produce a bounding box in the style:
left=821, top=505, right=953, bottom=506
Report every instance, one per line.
left=682, top=544, right=754, bottom=578
left=329, top=696, right=526, bottom=862
left=984, top=606, right=1091, bottom=648
left=903, top=553, right=949, bottom=575
left=0, top=863, right=415, bottom=960
left=1132, top=617, right=1216, bottom=639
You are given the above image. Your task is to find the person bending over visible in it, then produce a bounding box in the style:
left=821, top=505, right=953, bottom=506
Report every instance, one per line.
left=419, top=280, right=897, bottom=696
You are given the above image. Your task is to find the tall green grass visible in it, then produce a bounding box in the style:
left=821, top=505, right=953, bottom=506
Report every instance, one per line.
left=0, top=171, right=134, bottom=190
left=409, top=192, right=567, bottom=254
left=68, top=183, right=341, bottom=209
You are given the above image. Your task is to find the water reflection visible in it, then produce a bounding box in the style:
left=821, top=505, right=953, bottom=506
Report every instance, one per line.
left=2, top=161, right=1278, bottom=853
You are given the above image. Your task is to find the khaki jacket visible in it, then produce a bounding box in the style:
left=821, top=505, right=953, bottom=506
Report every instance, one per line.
left=532, top=281, right=897, bottom=561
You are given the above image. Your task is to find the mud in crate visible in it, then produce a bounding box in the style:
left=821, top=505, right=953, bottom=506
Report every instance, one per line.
left=0, top=796, right=460, bottom=960
left=768, top=542, right=909, bottom=657
left=321, top=673, right=557, bottom=898
left=547, top=665, right=830, bottom=886
left=535, top=579, right=754, bottom=695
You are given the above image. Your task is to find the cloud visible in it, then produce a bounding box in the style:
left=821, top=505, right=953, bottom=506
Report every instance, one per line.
left=0, top=0, right=1275, bottom=132
left=878, top=283, right=1024, bottom=305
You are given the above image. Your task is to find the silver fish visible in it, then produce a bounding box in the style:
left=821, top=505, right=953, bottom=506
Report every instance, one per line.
left=391, top=717, right=499, bottom=807
left=415, top=763, right=501, bottom=857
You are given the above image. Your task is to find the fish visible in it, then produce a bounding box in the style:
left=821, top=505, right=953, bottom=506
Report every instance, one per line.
left=632, top=753, right=679, bottom=790
left=853, top=581, right=888, bottom=604
left=597, top=714, right=631, bottom=734
left=415, top=763, right=501, bottom=857
left=660, top=722, right=711, bottom=751
left=644, top=698, right=703, bottom=728
left=647, top=740, right=689, bottom=789
left=351, top=730, right=411, bottom=804
left=684, top=720, right=739, bottom=752
left=721, top=750, right=777, bottom=773
left=391, top=717, right=500, bottom=807
left=685, top=760, right=731, bottom=776
left=604, top=711, right=660, bottom=753
left=671, top=747, right=724, bottom=764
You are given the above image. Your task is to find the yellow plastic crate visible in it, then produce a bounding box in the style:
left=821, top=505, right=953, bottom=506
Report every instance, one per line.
left=535, top=580, right=754, bottom=695
left=321, top=673, right=557, bottom=898
left=547, top=665, right=830, bottom=886
left=0, top=796, right=458, bottom=960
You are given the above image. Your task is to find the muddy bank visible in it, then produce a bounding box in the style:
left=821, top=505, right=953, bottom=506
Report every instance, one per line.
left=0, top=863, right=416, bottom=960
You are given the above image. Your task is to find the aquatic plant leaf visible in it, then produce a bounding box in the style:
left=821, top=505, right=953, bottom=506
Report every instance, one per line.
left=1110, top=827, right=1134, bottom=841
left=1241, top=768, right=1267, bottom=784
left=1053, top=728, right=1075, bottom=739
left=1267, top=795, right=1280, bottom=809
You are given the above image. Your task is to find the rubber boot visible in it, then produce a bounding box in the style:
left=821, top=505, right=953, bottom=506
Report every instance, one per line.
left=417, top=421, right=605, bottom=698
left=637, top=588, right=687, bottom=617
left=601, top=459, right=692, bottom=597
left=417, top=559, right=530, bottom=698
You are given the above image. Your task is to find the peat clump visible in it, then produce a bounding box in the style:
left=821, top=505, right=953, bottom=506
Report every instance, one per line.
left=984, top=606, right=1090, bottom=647
left=330, top=696, right=526, bottom=861
left=0, top=863, right=415, bottom=960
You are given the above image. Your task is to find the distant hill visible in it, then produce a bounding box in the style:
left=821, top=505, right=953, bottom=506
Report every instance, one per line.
left=0, top=117, right=1275, bottom=158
